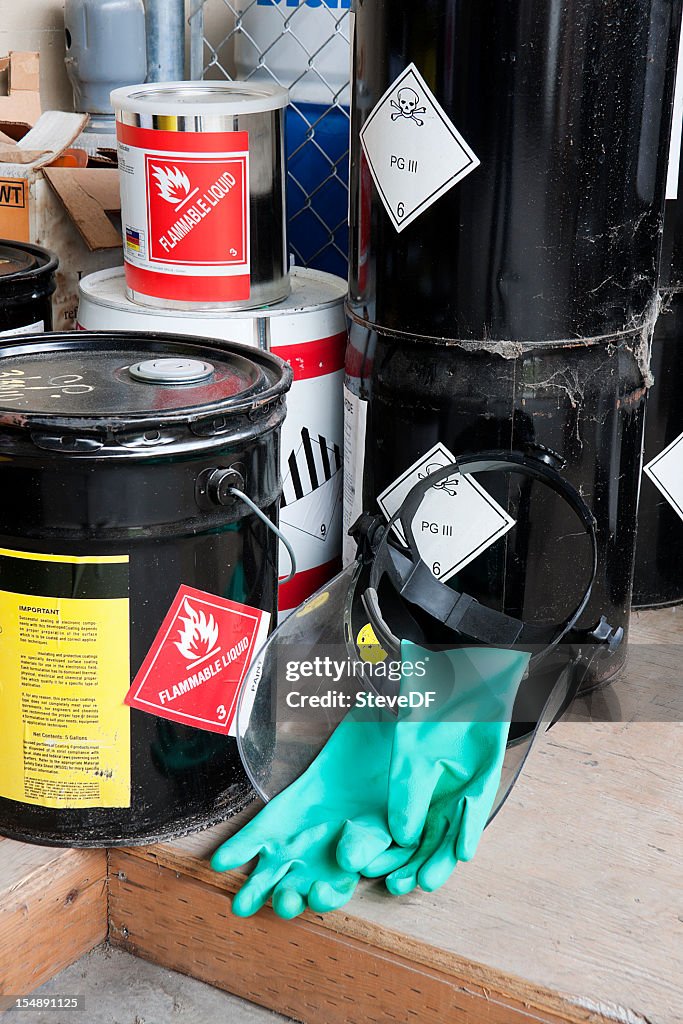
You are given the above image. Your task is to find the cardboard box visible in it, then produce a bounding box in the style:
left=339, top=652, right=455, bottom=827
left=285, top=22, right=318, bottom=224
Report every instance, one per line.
left=0, top=54, right=123, bottom=330
left=0, top=52, right=42, bottom=130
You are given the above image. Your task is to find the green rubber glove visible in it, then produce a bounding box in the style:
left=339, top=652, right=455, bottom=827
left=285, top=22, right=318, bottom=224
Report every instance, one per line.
left=361, top=771, right=473, bottom=894
left=385, top=643, right=530, bottom=863
left=211, top=707, right=413, bottom=919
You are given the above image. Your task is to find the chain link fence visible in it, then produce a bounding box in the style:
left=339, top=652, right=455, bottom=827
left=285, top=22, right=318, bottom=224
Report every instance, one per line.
left=188, top=0, right=351, bottom=277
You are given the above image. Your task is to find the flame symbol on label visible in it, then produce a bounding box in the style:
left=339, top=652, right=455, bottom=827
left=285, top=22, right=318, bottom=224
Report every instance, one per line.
left=152, top=165, right=193, bottom=206
left=174, top=599, right=220, bottom=664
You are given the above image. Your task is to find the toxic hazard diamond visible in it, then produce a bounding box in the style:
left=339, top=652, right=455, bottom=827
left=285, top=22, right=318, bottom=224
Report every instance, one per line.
left=378, top=442, right=516, bottom=584
left=644, top=429, right=683, bottom=523
left=145, top=151, right=249, bottom=267
left=360, top=63, right=480, bottom=233
left=125, top=585, right=270, bottom=735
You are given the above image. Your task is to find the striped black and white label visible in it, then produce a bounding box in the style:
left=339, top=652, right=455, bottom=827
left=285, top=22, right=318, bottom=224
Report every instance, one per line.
left=281, top=425, right=343, bottom=542
left=377, top=443, right=516, bottom=584
left=644, top=430, right=683, bottom=522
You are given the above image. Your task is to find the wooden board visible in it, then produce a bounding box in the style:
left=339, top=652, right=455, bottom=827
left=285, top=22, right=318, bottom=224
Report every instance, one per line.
left=108, top=606, right=683, bottom=1024
left=109, top=849, right=590, bottom=1024
left=0, top=839, right=107, bottom=999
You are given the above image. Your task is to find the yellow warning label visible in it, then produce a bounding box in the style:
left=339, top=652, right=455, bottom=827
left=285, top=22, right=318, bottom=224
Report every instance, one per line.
left=0, top=548, right=131, bottom=809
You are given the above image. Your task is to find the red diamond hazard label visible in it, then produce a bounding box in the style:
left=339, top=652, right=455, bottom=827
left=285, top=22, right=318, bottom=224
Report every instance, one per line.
left=145, top=152, right=248, bottom=266
left=125, top=585, right=270, bottom=735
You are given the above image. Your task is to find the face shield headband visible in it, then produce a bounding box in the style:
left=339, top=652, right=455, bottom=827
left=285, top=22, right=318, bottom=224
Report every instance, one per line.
left=236, top=448, right=624, bottom=808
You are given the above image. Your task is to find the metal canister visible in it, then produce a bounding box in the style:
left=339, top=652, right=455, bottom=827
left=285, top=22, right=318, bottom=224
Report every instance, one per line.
left=64, top=0, right=146, bottom=119
left=344, top=322, right=648, bottom=688
left=0, top=241, right=58, bottom=338
left=111, top=81, right=289, bottom=310
left=0, top=331, right=291, bottom=847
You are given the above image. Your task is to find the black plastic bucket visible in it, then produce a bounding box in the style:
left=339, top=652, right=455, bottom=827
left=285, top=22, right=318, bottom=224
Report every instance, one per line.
left=0, top=331, right=291, bottom=847
left=344, top=321, right=648, bottom=688
left=0, top=240, right=58, bottom=337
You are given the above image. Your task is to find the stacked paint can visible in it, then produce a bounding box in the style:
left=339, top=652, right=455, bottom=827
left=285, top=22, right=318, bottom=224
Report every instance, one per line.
left=109, top=80, right=347, bottom=615
left=111, top=81, right=289, bottom=309
left=633, top=27, right=683, bottom=609
left=345, top=0, right=683, bottom=686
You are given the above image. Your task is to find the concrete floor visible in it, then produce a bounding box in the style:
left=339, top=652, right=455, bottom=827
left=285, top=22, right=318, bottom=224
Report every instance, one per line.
left=8, top=947, right=292, bottom=1024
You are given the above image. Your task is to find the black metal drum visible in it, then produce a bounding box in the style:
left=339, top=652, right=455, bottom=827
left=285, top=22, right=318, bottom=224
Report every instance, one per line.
left=349, top=0, right=682, bottom=343
left=0, top=241, right=57, bottom=337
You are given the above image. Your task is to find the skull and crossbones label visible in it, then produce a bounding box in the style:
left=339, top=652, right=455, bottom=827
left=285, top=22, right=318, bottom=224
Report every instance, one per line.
left=390, top=87, right=427, bottom=126
left=360, top=62, right=480, bottom=233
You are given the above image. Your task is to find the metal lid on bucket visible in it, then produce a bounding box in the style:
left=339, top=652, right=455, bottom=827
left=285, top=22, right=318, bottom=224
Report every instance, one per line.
left=0, top=331, right=292, bottom=442
left=111, top=81, right=289, bottom=117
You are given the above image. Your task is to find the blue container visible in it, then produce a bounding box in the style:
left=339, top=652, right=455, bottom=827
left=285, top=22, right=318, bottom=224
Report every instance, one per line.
left=287, top=102, right=349, bottom=277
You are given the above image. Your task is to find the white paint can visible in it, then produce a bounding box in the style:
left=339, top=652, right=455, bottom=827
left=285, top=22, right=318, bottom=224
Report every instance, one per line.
left=110, top=81, right=289, bottom=311
left=78, top=266, right=347, bottom=614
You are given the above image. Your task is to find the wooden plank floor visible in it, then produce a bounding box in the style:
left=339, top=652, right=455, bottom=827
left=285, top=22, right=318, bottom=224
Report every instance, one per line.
left=107, top=606, right=683, bottom=1024
left=0, top=840, right=107, bottom=1000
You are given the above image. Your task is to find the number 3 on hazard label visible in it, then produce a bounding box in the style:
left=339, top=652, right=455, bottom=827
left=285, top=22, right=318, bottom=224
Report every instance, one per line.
left=216, top=705, right=227, bottom=721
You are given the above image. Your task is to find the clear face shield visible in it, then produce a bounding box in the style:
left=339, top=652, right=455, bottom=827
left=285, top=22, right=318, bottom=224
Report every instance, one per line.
left=236, top=449, right=623, bottom=818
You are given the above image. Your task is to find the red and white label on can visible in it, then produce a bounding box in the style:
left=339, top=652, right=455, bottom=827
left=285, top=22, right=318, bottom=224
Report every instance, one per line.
left=125, top=585, right=270, bottom=735
left=116, top=124, right=251, bottom=303
left=275, top=330, right=347, bottom=613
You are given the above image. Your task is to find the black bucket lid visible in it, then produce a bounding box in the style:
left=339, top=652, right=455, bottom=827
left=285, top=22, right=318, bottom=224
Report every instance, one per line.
left=0, top=240, right=58, bottom=295
left=0, top=331, right=292, bottom=449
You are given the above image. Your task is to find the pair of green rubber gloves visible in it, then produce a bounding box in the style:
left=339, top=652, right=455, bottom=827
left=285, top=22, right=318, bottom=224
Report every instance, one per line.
left=211, top=642, right=530, bottom=919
